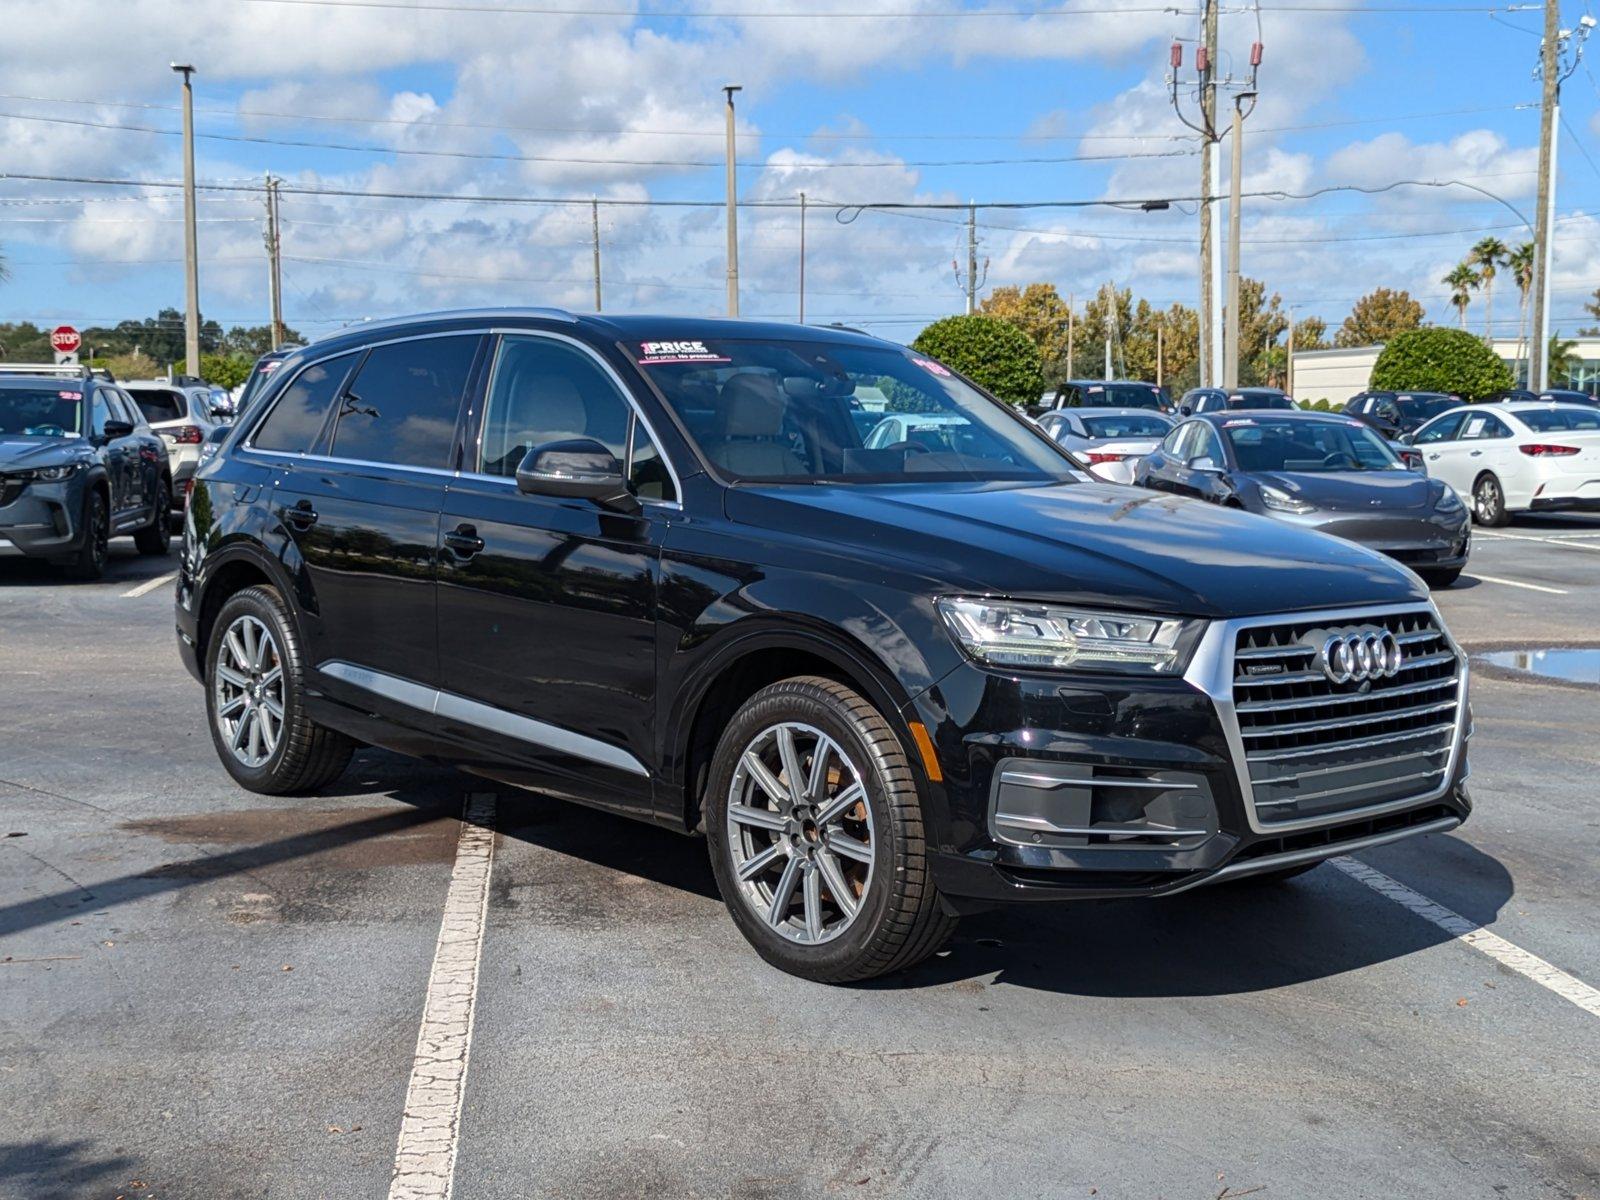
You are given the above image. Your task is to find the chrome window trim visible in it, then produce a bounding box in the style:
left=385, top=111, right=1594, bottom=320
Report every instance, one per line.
left=471, top=327, right=684, bottom=510
left=320, top=660, right=649, bottom=778
left=1182, top=600, right=1468, bottom=836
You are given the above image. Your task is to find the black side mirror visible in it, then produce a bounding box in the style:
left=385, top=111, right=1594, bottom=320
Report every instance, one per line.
left=515, top=438, right=638, bottom=512
left=1397, top=431, right=1416, bottom=445
left=102, top=419, right=135, bottom=440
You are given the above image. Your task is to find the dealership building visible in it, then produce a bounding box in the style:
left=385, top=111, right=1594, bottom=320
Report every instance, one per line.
left=1290, top=336, right=1600, bottom=405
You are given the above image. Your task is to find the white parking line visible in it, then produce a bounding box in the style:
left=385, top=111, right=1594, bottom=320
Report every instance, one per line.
left=388, top=792, right=496, bottom=1200
left=1469, top=574, right=1569, bottom=594
left=1332, top=856, right=1600, bottom=1019
left=1474, top=531, right=1600, bottom=553
left=120, top=571, right=178, bottom=598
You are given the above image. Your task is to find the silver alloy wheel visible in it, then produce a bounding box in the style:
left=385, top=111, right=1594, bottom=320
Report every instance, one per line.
left=725, top=721, right=875, bottom=945
left=1475, top=476, right=1501, bottom=523
left=212, top=614, right=285, bottom=769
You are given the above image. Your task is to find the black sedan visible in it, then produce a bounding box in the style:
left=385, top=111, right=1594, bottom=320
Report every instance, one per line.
left=1133, top=411, right=1471, bottom=587
left=1344, top=390, right=1462, bottom=439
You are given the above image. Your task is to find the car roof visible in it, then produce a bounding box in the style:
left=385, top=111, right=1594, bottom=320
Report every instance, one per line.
left=1194, top=409, right=1362, bottom=426
left=0, top=374, right=96, bottom=390
left=306, top=309, right=894, bottom=353
left=1493, top=401, right=1598, bottom=416
left=1067, top=406, right=1172, bottom=419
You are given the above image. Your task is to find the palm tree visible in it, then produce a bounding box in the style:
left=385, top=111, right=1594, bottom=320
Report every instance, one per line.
left=1444, top=263, right=1479, bottom=330
left=1548, top=332, right=1580, bottom=384
left=1469, top=236, right=1509, bottom=342
left=1508, top=241, right=1535, bottom=383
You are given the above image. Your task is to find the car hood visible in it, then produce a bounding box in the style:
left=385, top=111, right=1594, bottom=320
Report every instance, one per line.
left=725, top=480, right=1424, bottom=618
left=1247, top=469, right=1436, bottom=512
left=0, top=435, right=85, bottom=469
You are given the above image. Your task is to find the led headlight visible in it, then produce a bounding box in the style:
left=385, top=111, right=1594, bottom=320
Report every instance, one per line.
left=18, top=463, right=78, bottom=482
left=937, top=597, right=1201, bottom=675
left=1436, top=486, right=1464, bottom=513
left=1260, top=484, right=1315, bottom=514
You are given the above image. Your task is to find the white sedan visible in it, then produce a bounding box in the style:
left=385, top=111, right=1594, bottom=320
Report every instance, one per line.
left=1037, top=407, right=1174, bottom=484
left=1408, top=401, right=1600, bottom=525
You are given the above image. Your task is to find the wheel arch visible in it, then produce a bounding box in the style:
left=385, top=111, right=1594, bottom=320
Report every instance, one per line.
left=194, top=545, right=299, bottom=668
left=669, top=626, right=925, bottom=835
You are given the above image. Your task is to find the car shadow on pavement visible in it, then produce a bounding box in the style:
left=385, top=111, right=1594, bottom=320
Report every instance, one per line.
left=0, top=1137, right=137, bottom=1200
left=1, top=752, right=1513, bottom=1000
left=0, top=548, right=174, bottom=589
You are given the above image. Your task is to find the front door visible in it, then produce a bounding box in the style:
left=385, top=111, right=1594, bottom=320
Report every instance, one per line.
left=435, top=332, right=676, bottom=818
left=1414, top=410, right=1473, bottom=495
left=274, top=334, right=483, bottom=706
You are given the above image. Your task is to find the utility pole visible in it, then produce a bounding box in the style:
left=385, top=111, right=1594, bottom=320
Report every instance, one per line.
left=1156, top=320, right=1165, bottom=388
left=966, top=203, right=977, bottom=314
left=263, top=174, right=284, bottom=349
left=1529, top=11, right=1595, bottom=388
left=1066, top=292, right=1075, bottom=381
left=1224, top=93, right=1250, bottom=388
left=172, top=63, right=201, bottom=374
left=798, top=191, right=807, bottom=324
left=1285, top=305, right=1296, bottom=396
left=1171, top=13, right=1260, bottom=389
left=591, top=196, right=602, bottom=312
left=723, top=85, right=742, bottom=318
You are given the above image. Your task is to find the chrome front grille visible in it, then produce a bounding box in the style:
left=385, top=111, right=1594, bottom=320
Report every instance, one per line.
left=1229, top=609, right=1462, bottom=826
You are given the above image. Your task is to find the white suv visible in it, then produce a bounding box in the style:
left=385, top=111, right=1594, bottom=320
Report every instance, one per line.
left=124, top=379, right=220, bottom=507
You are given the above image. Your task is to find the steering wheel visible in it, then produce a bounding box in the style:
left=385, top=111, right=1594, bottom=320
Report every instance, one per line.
left=1322, top=451, right=1356, bottom=469
left=885, top=440, right=930, bottom=455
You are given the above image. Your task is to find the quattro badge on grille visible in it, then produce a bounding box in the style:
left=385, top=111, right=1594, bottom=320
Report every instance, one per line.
left=1317, top=629, right=1402, bottom=684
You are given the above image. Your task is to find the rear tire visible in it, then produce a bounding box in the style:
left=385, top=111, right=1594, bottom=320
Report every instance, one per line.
left=205, top=584, right=354, bottom=795
left=134, top=481, right=172, bottom=556
left=1472, top=472, right=1510, bottom=527
left=705, top=676, right=957, bottom=983
left=63, top=489, right=109, bottom=581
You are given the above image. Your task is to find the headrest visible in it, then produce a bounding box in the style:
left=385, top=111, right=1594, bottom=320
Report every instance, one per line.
left=718, top=374, right=786, bottom=437
left=515, top=373, right=586, bottom=437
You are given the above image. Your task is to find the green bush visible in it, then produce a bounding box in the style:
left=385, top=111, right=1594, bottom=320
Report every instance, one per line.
left=910, top=315, right=1043, bottom=407
left=1369, top=327, right=1512, bottom=401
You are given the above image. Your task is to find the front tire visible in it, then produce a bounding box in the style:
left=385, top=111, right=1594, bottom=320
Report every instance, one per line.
left=705, top=676, right=957, bottom=983
left=1421, top=567, right=1463, bottom=588
left=205, top=584, right=354, bottom=794
left=134, top=481, right=172, bottom=555
left=1472, top=472, right=1510, bottom=527
left=63, top=489, right=109, bottom=581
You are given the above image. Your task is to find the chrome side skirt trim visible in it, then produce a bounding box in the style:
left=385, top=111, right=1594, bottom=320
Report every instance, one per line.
left=319, top=660, right=649, bottom=778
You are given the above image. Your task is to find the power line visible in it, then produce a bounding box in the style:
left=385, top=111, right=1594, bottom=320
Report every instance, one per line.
left=0, top=91, right=1534, bottom=143
left=0, top=108, right=1197, bottom=169
left=233, top=0, right=1536, bottom=15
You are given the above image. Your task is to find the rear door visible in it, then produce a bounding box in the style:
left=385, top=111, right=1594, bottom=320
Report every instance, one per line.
left=434, top=331, right=674, bottom=818
left=271, top=334, right=483, bottom=699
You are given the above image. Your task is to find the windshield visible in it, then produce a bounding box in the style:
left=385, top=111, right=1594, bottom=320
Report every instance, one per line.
left=0, top=387, right=85, bottom=437
left=1082, top=383, right=1163, bottom=409
left=1220, top=416, right=1401, bottom=473
left=1230, top=391, right=1295, bottom=410
left=1519, top=408, right=1600, bottom=432
left=127, top=387, right=186, bottom=424
left=1081, top=413, right=1171, bottom=439
left=631, top=338, right=1076, bottom=484
left=1394, top=395, right=1457, bottom=421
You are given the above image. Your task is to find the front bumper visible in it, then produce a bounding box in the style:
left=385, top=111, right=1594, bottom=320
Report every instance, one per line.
left=907, top=605, right=1471, bottom=906
left=1280, top=509, right=1472, bottom=571
left=0, top=476, right=86, bottom=557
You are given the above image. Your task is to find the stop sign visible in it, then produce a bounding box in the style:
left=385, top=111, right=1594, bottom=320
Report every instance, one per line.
left=51, top=325, right=81, bottom=355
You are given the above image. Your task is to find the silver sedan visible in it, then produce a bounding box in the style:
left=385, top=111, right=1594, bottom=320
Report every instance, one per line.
left=1037, top=407, right=1174, bottom=484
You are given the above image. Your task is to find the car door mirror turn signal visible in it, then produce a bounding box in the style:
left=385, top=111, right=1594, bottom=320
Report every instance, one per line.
left=516, top=439, right=640, bottom=513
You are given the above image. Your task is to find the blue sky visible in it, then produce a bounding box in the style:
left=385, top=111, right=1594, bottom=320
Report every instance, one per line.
left=2, top=0, right=1598, bottom=344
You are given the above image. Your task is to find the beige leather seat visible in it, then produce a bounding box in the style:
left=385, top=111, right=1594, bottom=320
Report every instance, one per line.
left=705, top=374, right=806, bottom=477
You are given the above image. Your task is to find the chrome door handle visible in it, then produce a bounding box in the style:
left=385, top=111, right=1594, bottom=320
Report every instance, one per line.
left=1469, top=450, right=1483, bottom=457
left=444, top=524, right=485, bottom=557
left=286, top=500, right=318, bottom=529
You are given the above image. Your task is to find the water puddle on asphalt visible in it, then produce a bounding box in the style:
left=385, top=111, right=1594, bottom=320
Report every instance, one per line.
left=1475, top=648, right=1600, bottom=685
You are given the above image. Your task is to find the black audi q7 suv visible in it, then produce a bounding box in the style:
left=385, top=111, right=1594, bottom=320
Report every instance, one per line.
left=177, top=309, right=1471, bottom=982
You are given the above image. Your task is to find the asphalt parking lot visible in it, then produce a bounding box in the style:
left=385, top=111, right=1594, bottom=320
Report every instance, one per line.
left=3, top=519, right=1598, bottom=1200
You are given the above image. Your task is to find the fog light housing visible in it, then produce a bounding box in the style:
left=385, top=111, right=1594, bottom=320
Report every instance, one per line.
left=988, top=758, right=1218, bottom=849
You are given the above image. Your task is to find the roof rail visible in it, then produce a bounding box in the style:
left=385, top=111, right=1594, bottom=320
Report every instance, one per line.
left=0, top=362, right=115, bottom=382
left=307, top=307, right=578, bottom=344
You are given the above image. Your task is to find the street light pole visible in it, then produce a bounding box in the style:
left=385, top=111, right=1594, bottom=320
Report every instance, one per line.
left=172, top=63, right=201, bottom=375
left=798, top=191, right=807, bottom=324
left=1224, top=93, right=1252, bottom=389
left=723, top=85, right=742, bottom=318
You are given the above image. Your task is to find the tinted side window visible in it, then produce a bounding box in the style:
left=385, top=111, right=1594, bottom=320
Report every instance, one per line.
left=628, top=417, right=676, bottom=502
left=1460, top=412, right=1512, bottom=441
left=1192, top=424, right=1224, bottom=463
left=1161, top=426, right=1188, bottom=455
left=253, top=352, right=360, bottom=454
left=1413, top=412, right=1465, bottom=444
left=331, top=336, right=478, bottom=469
left=478, top=336, right=632, bottom=477
left=90, top=391, right=113, bottom=436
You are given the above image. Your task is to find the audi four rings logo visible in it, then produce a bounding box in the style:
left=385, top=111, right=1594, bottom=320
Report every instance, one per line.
left=1320, top=630, right=1402, bottom=684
